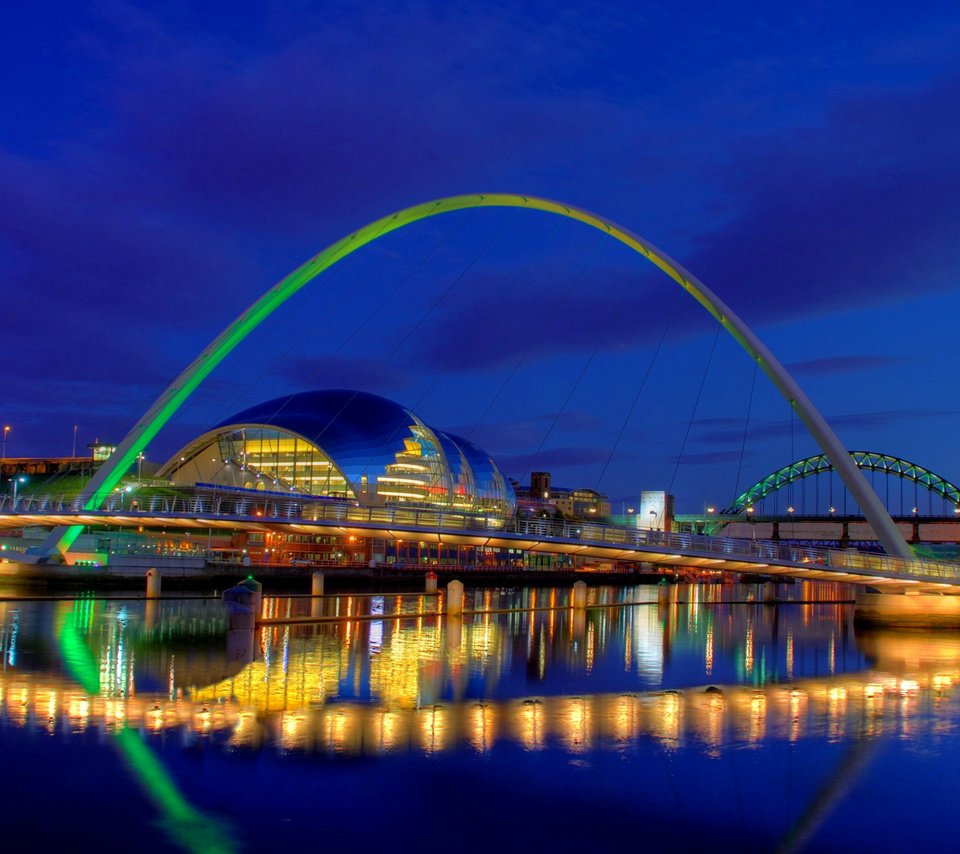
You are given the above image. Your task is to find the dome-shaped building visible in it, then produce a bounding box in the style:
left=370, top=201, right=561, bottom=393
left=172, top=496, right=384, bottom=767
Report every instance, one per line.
left=157, top=390, right=515, bottom=519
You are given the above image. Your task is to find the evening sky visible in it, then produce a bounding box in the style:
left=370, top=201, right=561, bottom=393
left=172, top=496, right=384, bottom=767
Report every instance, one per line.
left=3, top=1, right=960, bottom=510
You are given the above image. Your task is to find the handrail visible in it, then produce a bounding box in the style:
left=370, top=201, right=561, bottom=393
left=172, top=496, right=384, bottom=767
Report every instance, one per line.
left=2, top=488, right=959, bottom=583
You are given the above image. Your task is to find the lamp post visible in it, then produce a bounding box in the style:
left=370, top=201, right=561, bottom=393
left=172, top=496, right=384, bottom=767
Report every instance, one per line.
left=1, top=426, right=8, bottom=490
left=1, top=425, right=8, bottom=498
left=11, top=476, right=26, bottom=507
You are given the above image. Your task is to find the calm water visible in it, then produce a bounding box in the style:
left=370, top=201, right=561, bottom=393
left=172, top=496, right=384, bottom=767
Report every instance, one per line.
left=1, top=582, right=958, bottom=852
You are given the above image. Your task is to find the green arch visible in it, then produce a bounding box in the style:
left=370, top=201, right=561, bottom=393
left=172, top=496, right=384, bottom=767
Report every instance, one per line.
left=728, top=451, right=960, bottom=513
left=46, top=193, right=912, bottom=559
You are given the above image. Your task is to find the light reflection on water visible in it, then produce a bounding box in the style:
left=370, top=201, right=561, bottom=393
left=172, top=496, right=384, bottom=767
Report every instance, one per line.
left=1, top=582, right=960, bottom=850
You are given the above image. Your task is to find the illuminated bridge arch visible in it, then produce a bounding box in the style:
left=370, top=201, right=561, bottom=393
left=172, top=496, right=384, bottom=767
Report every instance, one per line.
left=727, top=452, right=960, bottom=514
left=45, top=194, right=912, bottom=559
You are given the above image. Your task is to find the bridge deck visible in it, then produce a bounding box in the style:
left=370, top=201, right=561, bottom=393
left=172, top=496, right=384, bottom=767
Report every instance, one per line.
left=3, top=491, right=959, bottom=591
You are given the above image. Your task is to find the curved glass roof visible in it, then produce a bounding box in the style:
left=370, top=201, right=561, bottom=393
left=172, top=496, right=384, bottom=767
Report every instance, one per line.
left=218, top=390, right=419, bottom=479
left=162, top=389, right=515, bottom=516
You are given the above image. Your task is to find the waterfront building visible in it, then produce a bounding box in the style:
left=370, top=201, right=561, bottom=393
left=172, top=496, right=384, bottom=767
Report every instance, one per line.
left=158, top=389, right=515, bottom=518
left=156, top=390, right=517, bottom=567
left=513, top=470, right=612, bottom=520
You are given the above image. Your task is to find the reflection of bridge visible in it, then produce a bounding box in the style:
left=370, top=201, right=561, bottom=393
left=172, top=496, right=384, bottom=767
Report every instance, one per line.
left=4, top=488, right=960, bottom=591
left=1, top=650, right=952, bottom=756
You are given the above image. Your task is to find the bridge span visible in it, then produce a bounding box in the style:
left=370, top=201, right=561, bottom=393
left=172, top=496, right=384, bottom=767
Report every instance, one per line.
left=3, top=491, right=960, bottom=593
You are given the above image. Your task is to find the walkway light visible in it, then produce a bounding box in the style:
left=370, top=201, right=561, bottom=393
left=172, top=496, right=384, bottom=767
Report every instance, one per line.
left=787, top=506, right=795, bottom=514
left=829, top=506, right=836, bottom=514
left=746, top=506, right=754, bottom=514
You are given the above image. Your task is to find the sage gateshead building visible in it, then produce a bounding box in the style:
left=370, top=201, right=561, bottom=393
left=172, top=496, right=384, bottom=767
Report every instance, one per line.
left=157, top=389, right=516, bottom=521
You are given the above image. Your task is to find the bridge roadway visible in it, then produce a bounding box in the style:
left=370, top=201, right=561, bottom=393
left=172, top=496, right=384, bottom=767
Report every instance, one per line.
left=3, top=491, right=960, bottom=591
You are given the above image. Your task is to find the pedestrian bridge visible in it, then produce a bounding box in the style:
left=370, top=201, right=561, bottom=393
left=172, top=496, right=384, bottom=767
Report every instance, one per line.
left=2, top=490, right=959, bottom=592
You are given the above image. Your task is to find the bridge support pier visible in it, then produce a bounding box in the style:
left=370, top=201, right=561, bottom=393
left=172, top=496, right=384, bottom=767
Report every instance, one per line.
left=854, top=591, right=960, bottom=628
left=311, top=571, right=324, bottom=618
left=572, top=581, right=588, bottom=609
left=146, top=568, right=161, bottom=599
left=446, top=580, right=464, bottom=616
left=763, top=581, right=778, bottom=604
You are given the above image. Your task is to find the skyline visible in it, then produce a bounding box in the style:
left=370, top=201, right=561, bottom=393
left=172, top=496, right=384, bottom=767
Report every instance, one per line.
left=4, top=2, right=960, bottom=511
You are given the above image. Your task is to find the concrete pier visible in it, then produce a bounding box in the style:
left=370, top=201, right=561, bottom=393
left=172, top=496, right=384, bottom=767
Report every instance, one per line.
left=572, top=580, right=588, bottom=609
left=146, top=568, right=161, bottom=598
left=446, top=579, right=464, bottom=616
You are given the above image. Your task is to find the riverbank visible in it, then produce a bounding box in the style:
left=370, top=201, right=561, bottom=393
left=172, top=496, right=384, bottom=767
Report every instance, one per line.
left=0, top=559, right=674, bottom=593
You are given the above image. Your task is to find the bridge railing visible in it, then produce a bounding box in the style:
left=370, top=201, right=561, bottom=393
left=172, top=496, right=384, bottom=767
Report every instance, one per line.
left=3, top=488, right=960, bottom=582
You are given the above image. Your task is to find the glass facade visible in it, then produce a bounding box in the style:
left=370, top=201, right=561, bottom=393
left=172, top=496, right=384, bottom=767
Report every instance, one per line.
left=159, top=390, right=515, bottom=519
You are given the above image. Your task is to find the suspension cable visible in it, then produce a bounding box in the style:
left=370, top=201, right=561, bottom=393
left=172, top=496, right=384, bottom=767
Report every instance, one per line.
left=733, top=358, right=759, bottom=506
left=668, top=324, right=722, bottom=497
left=463, top=242, right=601, bottom=444
left=594, top=309, right=675, bottom=493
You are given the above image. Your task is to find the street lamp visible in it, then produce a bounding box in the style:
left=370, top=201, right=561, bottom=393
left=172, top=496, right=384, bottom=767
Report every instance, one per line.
left=11, top=475, right=26, bottom=506
left=136, top=452, right=145, bottom=483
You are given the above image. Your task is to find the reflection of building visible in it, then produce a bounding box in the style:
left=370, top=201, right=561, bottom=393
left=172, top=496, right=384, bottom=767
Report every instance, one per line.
left=159, top=390, right=514, bottom=517
left=513, top=471, right=611, bottom=520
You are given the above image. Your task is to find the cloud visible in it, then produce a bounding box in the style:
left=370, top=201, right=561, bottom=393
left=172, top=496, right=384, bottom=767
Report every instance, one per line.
left=452, top=410, right=609, bottom=451
left=695, top=408, right=960, bottom=447
left=687, top=73, right=960, bottom=325
left=671, top=450, right=752, bottom=466
left=496, top=445, right=628, bottom=478
left=786, top=355, right=909, bottom=376
left=268, top=355, right=415, bottom=394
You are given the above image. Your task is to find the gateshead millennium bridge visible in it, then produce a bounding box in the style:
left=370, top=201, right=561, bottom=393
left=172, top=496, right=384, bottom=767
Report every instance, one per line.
left=2, top=194, right=958, bottom=623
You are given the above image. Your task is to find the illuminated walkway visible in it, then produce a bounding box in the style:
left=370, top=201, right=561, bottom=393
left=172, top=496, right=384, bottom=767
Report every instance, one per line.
left=3, top=489, right=960, bottom=590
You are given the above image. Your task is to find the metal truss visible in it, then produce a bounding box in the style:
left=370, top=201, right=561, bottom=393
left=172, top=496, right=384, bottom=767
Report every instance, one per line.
left=727, top=452, right=960, bottom=513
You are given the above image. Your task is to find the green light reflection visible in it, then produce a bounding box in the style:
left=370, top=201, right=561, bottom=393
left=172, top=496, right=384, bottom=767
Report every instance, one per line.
left=57, top=602, right=235, bottom=853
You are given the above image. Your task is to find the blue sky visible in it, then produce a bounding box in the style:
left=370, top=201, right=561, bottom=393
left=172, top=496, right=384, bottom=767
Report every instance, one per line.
left=3, top=1, right=960, bottom=511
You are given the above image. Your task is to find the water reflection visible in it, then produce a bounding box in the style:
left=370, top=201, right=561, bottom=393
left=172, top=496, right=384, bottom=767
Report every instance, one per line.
left=0, top=583, right=956, bottom=761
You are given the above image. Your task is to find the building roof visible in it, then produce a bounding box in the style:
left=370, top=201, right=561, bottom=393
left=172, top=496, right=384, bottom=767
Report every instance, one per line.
left=218, top=390, right=419, bottom=476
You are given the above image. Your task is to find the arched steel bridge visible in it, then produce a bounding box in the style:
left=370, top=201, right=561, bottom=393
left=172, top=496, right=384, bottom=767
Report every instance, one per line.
left=37, top=193, right=913, bottom=560
left=727, top=452, right=960, bottom=514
